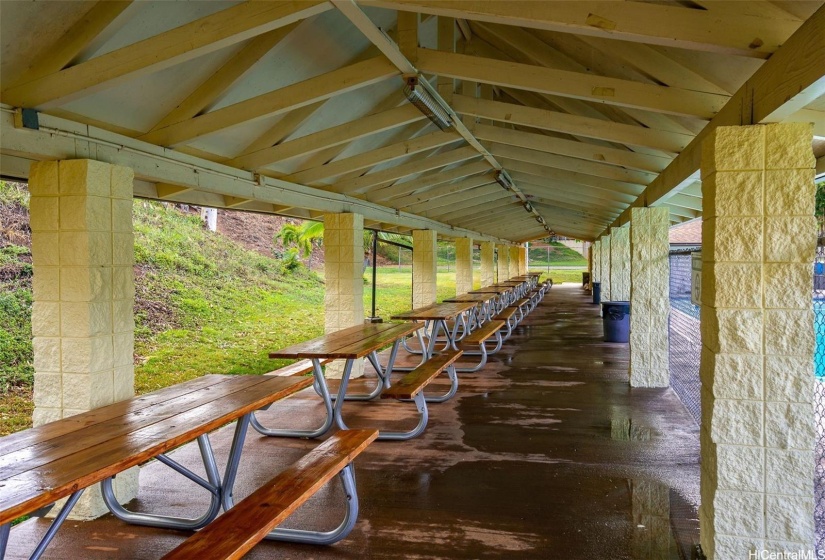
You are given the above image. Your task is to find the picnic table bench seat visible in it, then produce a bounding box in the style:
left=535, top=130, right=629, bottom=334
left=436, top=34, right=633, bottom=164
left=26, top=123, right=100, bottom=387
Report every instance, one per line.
left=494, top=307, right=518, bottom=340
left=373, top=349, right=462, bottom=440
left=510, top=298, right=532, bottom=322
left=456, top=320, right=506, bottom=373
left=161, top=429, right=378, bottom=560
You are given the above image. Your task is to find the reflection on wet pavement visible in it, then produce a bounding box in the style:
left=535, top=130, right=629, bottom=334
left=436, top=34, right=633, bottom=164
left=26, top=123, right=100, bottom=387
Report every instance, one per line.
left=7, top=285, right=700, bottom=559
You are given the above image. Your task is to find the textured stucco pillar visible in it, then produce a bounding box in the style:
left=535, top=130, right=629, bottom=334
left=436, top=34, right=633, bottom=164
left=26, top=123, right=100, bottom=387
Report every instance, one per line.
left=496, top=244, right=509, bottom=282
left=611, top=226, right=630, bottom=301
left=629, top=207, right=670, bottom=387
left=324, top=213, right=365, bottom=379
left=480, top=241, right=494, bottom=287
left=455, top=237, right=473, bottom=295
left=600, top=235, right=612, bottom=302
left=412, top=229, right=437, bottom=308
left=508, top=246, right=519, bottom=279
left=519, top=245, right=527, bottom=275
left=592, top=240, right=601, bottom=287
left=29, top=159, right=138, bottom=518
left=699, top=123, right=815, bottom=558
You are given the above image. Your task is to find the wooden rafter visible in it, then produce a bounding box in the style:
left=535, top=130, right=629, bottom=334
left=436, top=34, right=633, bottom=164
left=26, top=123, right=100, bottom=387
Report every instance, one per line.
left=2, top=1, right=331, bottom=108
left=289, top=130, right=462, bottom=185
left=604, top=4, right=825, bottom=234
left=416, top=49, right=728, bottom=119
left=365, top=160, right=490, bottom=202
left=390, top=174, right=493, bottom=209
left=227, top=105, right=425, bottom=170
left=140, top=57, right=399, bottom=147
left=452, top=95, right=691, bottom=153
left=363, top=0, right=798, bottom=58
left=329, top=146, right=480, bottom=194
left=473, top=124, right=670, bottom=173
left=149, top=24, right=301, bottom=132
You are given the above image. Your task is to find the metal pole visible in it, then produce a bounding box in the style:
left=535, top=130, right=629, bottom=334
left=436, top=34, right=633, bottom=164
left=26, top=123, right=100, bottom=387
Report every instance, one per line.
left=371, top=230, right=378, bottom=319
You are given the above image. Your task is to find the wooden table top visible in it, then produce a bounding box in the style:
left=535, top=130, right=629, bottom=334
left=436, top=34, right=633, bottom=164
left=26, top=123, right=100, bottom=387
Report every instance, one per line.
left=469, top=286, right=512, bottom=294
left=391, top=301, right=478, bottom=321
left=443, top=293, right=497, bottom=303
left=0, top=374, right=312, bottom=525
left=493, top=281, right=523, bottom=286
left=269, top=321, right=423, bottom=360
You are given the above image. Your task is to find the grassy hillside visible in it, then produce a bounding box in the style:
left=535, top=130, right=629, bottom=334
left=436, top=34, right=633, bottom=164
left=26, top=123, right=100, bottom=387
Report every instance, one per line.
left=0, top=191, right=463, bottom=434
left=529, top=242, right=588, bottom=266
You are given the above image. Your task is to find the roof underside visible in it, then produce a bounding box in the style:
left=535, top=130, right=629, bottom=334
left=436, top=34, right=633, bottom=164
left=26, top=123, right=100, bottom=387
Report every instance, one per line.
left=1, top=0, right=824, bottom=243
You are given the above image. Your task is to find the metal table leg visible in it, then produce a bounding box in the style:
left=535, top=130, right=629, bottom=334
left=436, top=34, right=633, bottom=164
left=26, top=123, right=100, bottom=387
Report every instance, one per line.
left=250, top=358, right=334, bottom=438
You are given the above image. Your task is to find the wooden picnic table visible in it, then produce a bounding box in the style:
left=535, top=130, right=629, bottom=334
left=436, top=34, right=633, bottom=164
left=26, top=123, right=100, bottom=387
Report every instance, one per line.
left=443, top=293, right=498, bottom=329
left=391, top=302, right=477, bottom=365
left=266, top=321, right=426, bottom=441
left=0, top=374, right=314, bottom=558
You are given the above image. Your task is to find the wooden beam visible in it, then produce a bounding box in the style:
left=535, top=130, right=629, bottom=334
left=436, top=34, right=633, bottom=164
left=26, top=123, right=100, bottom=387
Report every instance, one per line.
left=289, top=130, right=463, bottom=184
left=139, top=57, right=399, bottom=147
left=452, top=95, right=691, bottom=153
left=1, top=109, right=513, bottom=244
left=6, top=1, right=134, bottom=89
left=330, top=146, right=480, bottom=194
left=416, top=49, right=727, bottom=119
left=604, top=4, right=825, bottom=234
left=233, top=101, right=327, bottom=158
left=227, top=105, right=425, bottom=169
left=474, top=124, right=670, bottom=173
left=407, top=185, right=504, bottom=214
left=488, top=143, right=655, bottom=186
left=509, top=169, right=638, bottom=202
left=1, top=1, right=331, bottom=108
left=397, top=11, right=419, bottom=61
left=149, top=25, right=300, bottom=132
left=365, top=160, right=490, bottom=202
left=363, top=0, right=798, bottom=58
left=391, top=174, right=493, bottom=208
left=156, top=184, right=192, bottom=199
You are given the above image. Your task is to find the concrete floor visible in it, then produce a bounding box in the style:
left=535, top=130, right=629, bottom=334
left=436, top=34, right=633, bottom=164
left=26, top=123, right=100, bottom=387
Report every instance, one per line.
left=8, top=285, right=701, bottom=559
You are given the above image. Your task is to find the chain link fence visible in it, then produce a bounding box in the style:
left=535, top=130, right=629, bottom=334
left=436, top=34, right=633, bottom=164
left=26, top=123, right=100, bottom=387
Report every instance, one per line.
left=668, top=251, right=702, bottom=426
left=814, top=225, right=825, bottom=554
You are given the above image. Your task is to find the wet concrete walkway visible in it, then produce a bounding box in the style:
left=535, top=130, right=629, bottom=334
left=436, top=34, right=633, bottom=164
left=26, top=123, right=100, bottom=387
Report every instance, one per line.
left=8, top=285, right=700, bottom=559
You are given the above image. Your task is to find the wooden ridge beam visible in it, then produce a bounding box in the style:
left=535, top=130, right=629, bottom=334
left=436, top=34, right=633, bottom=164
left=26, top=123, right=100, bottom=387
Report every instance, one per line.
left=363, top=0, right=798, bottom=58
left=2, top=1, right=331, bottom=108
left=140, top=56, right=399, bottom=147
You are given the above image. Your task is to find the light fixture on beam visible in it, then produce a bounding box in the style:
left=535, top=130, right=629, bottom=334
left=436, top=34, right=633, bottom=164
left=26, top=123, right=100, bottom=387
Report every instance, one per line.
left=403, top=76, right=453, bottom=131
left=495, top=169, right=513, bottom=191
left=523, top=201, right=534, bottom=213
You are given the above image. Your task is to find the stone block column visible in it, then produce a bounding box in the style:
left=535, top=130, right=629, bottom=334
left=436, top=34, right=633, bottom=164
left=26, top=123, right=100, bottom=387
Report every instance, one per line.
left=508, top=246, right=519, bottom=279
left=412, top=229, right=437, bottom=308
left=480, top=241, right=494, bottom=287
left=611, top=226, right=630, bottom=301
left=496, top=244, right=509, bottom=283
left=324, top=213, right=365, bottom=378
left=629, top=207, right=670, bottom=387
left=455, top=237, right=473, bottom=295
left=592, top=240, right=601, bottom=286
left=600, top=235, right=612, bottom=302
left=519, top=245, right=527, bottom=275
left=29, top=159, right=138, bottom=518
left=699, top=123, right=815, bottom=558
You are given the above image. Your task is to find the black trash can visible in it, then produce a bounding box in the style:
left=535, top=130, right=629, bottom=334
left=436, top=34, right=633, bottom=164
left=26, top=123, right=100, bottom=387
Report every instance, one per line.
left=592, top=282, right=601, bottom=304
left=601, top=301, right=630, bottom=343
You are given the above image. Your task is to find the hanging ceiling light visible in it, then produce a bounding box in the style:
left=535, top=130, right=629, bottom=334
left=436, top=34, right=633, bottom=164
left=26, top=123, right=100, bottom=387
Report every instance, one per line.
left=495, top=169, right=513, bottom=190
left=403, top=76, right=453, bottom=130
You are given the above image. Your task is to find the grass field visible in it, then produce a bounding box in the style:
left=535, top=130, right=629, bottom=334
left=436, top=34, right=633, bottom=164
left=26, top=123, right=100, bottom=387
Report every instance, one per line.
left=0, top=196, right=585, bottom=435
